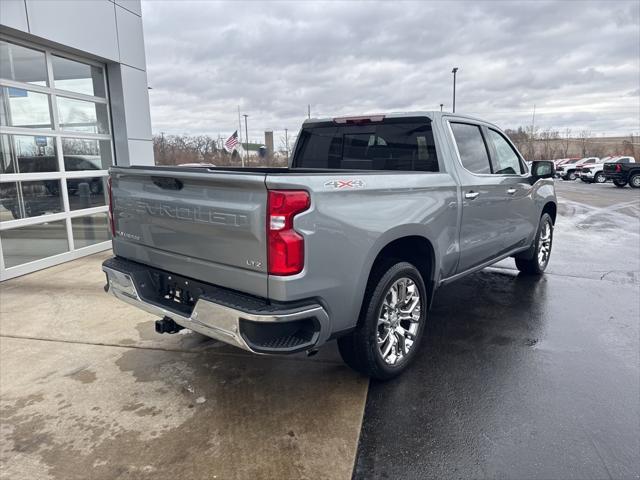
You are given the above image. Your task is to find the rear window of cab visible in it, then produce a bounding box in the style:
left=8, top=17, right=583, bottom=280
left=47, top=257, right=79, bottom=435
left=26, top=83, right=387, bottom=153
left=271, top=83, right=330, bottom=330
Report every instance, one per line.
left=293, top=119, right=439, bottom=172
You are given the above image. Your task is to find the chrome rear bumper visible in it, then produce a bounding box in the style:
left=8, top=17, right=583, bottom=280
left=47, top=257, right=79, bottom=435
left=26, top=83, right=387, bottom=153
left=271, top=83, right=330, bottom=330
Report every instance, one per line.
left=103, top=262, right=329, bottom=354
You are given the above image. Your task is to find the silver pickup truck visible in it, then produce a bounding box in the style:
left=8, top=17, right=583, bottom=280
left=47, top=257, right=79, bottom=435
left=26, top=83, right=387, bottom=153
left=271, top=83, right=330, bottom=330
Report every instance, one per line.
left=103, top=112, right=556, bottom=379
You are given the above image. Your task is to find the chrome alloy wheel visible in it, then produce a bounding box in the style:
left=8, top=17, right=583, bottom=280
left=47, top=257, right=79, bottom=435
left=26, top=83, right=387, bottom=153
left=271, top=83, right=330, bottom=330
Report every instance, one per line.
left=377, top=277, right=422, bottom=365
left=537, top=221, right=552, bottom=268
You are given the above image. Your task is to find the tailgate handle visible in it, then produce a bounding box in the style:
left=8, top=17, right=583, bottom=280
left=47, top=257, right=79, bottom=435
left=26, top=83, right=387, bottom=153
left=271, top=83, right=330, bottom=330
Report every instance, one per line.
left=152, top=177, right=183, bottom=190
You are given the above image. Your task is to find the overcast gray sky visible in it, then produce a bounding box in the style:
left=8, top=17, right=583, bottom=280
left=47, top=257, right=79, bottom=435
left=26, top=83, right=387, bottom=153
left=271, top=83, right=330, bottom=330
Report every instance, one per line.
left=141, top=0, right=639, bottom=142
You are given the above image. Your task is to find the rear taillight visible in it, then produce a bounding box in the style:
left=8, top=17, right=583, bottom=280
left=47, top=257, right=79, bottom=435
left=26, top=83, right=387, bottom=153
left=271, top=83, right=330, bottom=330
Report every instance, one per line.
left=107, top=176, right=115, bottom=236
left=615, top=164, right=622, bottom=172
left=267, top=190, right=310, bottom=276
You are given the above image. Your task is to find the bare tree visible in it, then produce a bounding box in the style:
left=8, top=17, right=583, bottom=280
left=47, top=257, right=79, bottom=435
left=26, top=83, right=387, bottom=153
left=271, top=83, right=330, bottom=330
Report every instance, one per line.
left=153, top=134, right=231, bottom=166
left=537, top=129, right=560, bottom=160
left=505, top=127, right=529, bottom=157
left=578, top=130, right=592, bottom=157
left=621, top=134, right=638, bottom=158
left=560, top=128, right=572, bottom=158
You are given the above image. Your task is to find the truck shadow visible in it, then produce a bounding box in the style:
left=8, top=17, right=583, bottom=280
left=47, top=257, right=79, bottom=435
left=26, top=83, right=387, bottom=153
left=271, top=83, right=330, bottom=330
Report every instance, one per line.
left=424, top=267, right=549, bottom=356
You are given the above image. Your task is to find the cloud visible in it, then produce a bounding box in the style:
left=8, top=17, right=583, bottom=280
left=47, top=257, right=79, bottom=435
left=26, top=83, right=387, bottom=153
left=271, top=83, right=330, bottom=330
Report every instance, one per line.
left=141, top=0, right=640, bottom=140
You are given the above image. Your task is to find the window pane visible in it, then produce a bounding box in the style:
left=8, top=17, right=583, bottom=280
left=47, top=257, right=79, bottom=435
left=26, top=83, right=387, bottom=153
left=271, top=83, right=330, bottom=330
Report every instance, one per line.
left=52, top=55, right=105, bottom=97
left=0, top=220, right=69, bottom=268
left=0, top=180, right=63, bottom=222
left=450, top=123, right=491, bottom=174
left=57, top=96, right=109, bottom=134
left=0, top=134, right=58, bottom=174
left=62, top=138, right=112, bottom=170
left=71, top=213, right=110, bottom=248
left=0, top=87, right=52, bottom=129
left=294, top=121, right=439, bottom=171
left=0, top=40, right=47, bottom=86
left=67, top=177, right=107, bottom=211
left=487, top=129, right=523, bottom=175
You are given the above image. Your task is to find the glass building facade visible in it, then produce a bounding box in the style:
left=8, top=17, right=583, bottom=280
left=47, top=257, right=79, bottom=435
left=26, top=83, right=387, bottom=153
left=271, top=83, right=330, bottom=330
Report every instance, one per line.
left=0, top=38, right=112, bottom=277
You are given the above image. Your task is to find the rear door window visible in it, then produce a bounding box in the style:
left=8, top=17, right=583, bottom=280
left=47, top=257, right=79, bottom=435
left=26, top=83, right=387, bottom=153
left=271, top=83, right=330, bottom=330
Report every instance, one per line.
left=293, top=120, right=439, bottom=171
left=450, top=122, right=492, bottom=174
left=486, top=129, right=524, bottom=175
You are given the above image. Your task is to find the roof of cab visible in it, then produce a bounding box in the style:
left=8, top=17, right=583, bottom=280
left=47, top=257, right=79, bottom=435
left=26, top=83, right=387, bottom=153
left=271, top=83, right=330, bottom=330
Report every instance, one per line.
left=302, top=111, right=501, bottom=129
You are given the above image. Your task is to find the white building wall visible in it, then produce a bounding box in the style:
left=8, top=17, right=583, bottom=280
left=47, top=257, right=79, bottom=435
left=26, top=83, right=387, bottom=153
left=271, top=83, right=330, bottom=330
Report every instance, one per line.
left=0, top=0, right=154, bottom=166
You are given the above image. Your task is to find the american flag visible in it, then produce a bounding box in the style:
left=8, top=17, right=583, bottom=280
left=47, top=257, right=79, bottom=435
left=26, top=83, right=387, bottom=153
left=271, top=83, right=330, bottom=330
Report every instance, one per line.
left=224, top=130, right=239, bottom=151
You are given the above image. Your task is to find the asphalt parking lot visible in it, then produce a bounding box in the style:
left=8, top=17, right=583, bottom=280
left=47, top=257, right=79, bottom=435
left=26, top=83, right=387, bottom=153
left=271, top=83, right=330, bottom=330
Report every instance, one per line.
left=1, top=180, right=639, bottom=480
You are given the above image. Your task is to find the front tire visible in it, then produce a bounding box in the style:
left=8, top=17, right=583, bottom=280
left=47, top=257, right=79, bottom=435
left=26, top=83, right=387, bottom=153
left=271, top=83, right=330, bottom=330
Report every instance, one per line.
left=515, top=213, right=553, bottom=275
left=337, top=260, right=427, bottom=380
left=594, top=172, right=606, bottom=183
left=613, top=179, right=627, bottom=188
left=629, top=174, right=640, bottom=189
left=567, top=171, right=577, bottom=180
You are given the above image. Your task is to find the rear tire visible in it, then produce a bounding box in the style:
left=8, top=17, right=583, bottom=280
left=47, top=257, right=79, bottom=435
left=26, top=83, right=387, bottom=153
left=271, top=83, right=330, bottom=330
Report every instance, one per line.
left=567, top=171, right=577, bottom=180
left=613, top=179, right=627, bottom=188
left=629, top=174, right=640, bottom=189
left=515, top=213, right=553, bottom=275
left=337, top=260, right=427, bottom=380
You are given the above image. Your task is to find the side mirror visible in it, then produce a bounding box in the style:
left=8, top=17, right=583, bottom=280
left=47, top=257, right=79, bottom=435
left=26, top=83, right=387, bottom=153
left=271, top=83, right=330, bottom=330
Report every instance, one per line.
left=531, top=160, right=555, bottom=180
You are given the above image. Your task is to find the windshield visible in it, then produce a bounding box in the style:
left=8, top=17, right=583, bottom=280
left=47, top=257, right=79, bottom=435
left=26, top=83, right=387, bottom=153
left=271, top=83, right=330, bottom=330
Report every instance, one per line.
left=293, top=119, right=439, bottom=172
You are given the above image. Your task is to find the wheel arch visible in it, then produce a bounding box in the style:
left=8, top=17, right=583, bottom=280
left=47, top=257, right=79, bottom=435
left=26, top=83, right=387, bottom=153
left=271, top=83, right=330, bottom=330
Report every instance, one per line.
left=542, top=201, right=557, bottom=224
left=365, top=235, right=436, bottom=310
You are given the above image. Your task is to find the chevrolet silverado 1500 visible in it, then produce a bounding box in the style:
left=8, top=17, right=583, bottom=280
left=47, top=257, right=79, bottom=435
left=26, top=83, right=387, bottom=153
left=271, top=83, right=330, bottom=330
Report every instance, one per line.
left=103, top=112, right=556, bottom=379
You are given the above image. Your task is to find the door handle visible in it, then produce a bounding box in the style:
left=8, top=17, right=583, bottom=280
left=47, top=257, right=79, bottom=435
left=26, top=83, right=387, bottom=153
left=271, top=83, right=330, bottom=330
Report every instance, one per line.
left=465, top=191, right=480, bottom=199
left=506, top=188, right=517, bottom=195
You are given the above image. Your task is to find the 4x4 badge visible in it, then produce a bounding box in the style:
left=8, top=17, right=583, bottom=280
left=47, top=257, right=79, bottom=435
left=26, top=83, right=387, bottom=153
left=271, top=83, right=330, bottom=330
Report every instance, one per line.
left=324, top=179, right=366, bottom=190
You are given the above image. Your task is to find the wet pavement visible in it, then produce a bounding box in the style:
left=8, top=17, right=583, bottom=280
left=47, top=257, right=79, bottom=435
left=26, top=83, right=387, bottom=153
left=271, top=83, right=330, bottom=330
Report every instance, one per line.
left=0, top=252, right=367, bottom=480
left=354, top=181, right=640, bottom=479
left=1, top=180, right=638, bottom=479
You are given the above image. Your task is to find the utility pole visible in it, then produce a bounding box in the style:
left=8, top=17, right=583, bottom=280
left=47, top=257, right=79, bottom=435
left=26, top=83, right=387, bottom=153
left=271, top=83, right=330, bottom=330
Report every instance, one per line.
left=243, top=114, right=249, bottom=166
left=237, top=105, right=243, bottom=147
left=160, top=131, right=165, bottom=163
left=440, top=103, right=443, bottom=112
left=451, top=67, right=459, bottom=113
left=284, top=128, right=289, bottom=159
left=307, top=104, right=311, bottom=119
left=531, top=104, right=536, bottom=132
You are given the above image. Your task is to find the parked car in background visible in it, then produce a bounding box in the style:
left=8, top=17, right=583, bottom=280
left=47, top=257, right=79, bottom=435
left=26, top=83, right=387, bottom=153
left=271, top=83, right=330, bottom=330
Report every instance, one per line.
left=579, top=156, right=614, bottom=183
left=553, top=158, right=580, bottom=168
left=102, top=112, right=557, bottom=379
left=556, top=157, right=599, bottom=180
left=603, top=156, right=639, bottom=188
left=554, top=158, right=579, bottom=168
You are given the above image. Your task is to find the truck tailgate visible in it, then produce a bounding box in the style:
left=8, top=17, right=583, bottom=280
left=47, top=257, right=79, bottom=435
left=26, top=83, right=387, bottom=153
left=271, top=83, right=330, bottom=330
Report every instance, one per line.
left=110, top=167, right=269, bottom=297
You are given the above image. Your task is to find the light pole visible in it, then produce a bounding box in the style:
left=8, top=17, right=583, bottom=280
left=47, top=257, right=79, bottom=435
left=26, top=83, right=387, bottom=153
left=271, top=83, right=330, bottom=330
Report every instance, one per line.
left=243, top=114, right=249, bottom=166
left=284, top=128, right=289, bottom=159
left=440, top=103, right=444, bottom=112
left=451, top=67, right=458, bottom=113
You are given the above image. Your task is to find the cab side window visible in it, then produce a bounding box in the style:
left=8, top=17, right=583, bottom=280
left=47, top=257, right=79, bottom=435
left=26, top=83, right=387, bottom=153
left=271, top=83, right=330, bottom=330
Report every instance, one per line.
left=487, top=129, right=523, bottom=175
left=450, top=123, right=491, bottom=174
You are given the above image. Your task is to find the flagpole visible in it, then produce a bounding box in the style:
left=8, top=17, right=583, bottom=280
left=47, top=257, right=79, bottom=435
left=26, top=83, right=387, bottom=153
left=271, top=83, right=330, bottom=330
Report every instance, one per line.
left=237, top=106, right=244, bottom=167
